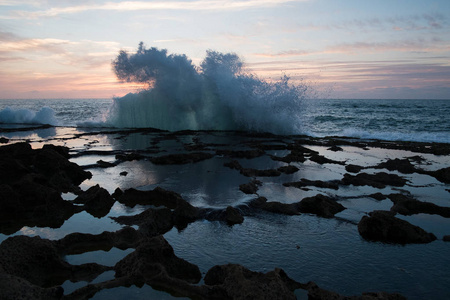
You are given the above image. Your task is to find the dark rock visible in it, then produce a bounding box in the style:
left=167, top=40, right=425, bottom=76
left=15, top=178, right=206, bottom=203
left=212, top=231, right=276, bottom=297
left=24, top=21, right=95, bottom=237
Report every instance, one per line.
left=150, top=152, right=213, bottom=165
left=443, top=235, right=450, bottom=242
left=277, top=165, right=299, bottom=174
left=341, top=172, right=407, bottom=188
left=328, top=145, right=343, bottom=152
left=345, top=164, right=364, bottom=173
left=358, top=211, right=437, bottom=244
left=204, top=206, right=245, bottom=225
left=204, top=264, right=302, bottom=300
left=368, top=193, right=387, bottom=201
left=297, top=194, right=345, bottom=218
left=306, top=281, right=407, bottom=300
left=0, top=137, right=8, bottom=143
left=240, top=168, right=281, bottom=177
left=116, top=152, right=144, bottom=161
left=55, top=227, right=143, bottom=254
left=74, top=184, right=115, bottom=218
left=375, top=158, right=417, bottom=174
left=114, top=235, right=202, bottom=284
left=425, top=166, right=450, bottom=184
left=0, top=272, right=63, bottom=300
left=249, top=197, right=299, bottom=215
left=117, top=187, right=183, bottom=208
left=0, top=235, right=110, bottom=287
left=283, top=179, right=339, bottom=190
left=111, top=208, right=174, bottom=237
left=96, top=160, right=116, bottom=168
left=224, top=206, right=244, bottom=225
left=172, top=199, right=201, bottom=228
left=239, top=179, right=262, bottom=194
left=120, top=171, right=128, bottom=176
left=388, top=193, right=450, bottom=218
left=310, top=154, right=345, bottom=165
left=224, top=159, right=243, bottom=170
left=216, top=149, right=265, bottom=159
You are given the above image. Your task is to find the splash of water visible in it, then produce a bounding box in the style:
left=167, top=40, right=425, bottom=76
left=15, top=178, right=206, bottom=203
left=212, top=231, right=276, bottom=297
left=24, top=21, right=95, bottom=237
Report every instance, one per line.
left=107, top=43, right=309, bottom=134
left=0, top=107, right=57, bottom=126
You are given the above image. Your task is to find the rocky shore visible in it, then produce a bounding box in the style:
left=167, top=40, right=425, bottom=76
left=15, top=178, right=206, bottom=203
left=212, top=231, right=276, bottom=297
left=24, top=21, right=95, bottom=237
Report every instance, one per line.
left=1, top=127, right=449, bottom=299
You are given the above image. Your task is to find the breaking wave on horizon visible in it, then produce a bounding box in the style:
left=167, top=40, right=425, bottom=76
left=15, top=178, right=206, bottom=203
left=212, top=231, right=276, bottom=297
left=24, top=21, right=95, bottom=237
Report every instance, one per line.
left=106, top=43, right=309, bottom=134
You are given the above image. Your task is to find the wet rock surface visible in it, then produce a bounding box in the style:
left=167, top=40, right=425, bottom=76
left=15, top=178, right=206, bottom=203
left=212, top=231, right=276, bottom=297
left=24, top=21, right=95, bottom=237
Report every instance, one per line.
left=358, top=211, right=437, bottom=244
left=1, top=130, right=449, bottom=299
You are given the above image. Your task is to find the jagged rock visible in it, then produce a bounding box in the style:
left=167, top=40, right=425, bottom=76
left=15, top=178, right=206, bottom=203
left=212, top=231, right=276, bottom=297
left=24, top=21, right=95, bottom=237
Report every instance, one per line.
left=96, top=159, right=116, bottom=168
left=375, top=158, right=417, bottom=174
left=74, top=184, right=115, bottom=218
left=111, top=208, right=174, bottom=237
left=150, top=152, right=213, bottom=164
left=277, top=165, right=299, bottom=174
left=425, top=166, right=450, bottom=184
left=443, top=235, right=450, bottom=242
left=297, top=194, right=345, bottom=218
left=0, top=235, right=110, bottom=287
left=345, top=164, right=364, bottom=173
left=114, top=235, right=202, bottom=284
left=249, top=197, right=299, bottom=215
left=240, top=168, right=281, bottom=177
left=368, top=193, right=387, bottom=201
left=358, top=211, right=437, bottom=244
left=306, top=281, right=407, bottom=300
left=239, top=179, right=262, bottom=194
left=310, top=154, right=345, bottom=165
left=0, top=272, right=63, bottom=300
left=205, top=206, right=245, bottom=225
left=224, top=159, right=243, bottom=170
left=341, top=172, right=407, bottom=188
left=204, top=264, right=302, bottom=300
left=283, top=179, right=339, bottom=190
left=388, top=193, right=450, bottom=218
left=55, top=226, right=142, bottom=254
left=116, top=186, right=183, bottom=208
left=216, top=149, right=265, bottom=159
left=328, top=145, right=343, bottom=152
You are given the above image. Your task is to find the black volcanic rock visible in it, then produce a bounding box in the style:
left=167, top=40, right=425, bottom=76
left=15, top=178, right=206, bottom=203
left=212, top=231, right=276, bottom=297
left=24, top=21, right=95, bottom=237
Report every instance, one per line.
left=204, top=264, right=302, bottom=300
left=345, top=164, right=364, bottom=173
left=114, top=235, right=202, bottom=284
left=341, top=172, right=407, bottom=188
left=74, top=184, right=115, bottom=218
left=375, top=158, right=418, bottom=174
left=239, top=179, right=262, bottom=194
left=358, top=211, right=437, bottom=244
left=388, top=193, right=450, bottom=218
left=297, top=194, right=345, bottom=218
left=116, top=186, right=184, bottom=208
left=150, top=152, right=213, bottom=164
left=283, top=179, right=339, bottom=190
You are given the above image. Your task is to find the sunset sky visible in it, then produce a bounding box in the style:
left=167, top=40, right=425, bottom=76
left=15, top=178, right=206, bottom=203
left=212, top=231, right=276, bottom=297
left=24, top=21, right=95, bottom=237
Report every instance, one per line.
left=1, top=0, right=449, bottom=99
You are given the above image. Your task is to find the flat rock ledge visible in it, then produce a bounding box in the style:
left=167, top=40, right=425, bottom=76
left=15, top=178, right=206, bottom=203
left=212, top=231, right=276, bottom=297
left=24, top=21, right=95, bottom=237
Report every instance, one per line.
left=358, top=211, right=437, bottom=244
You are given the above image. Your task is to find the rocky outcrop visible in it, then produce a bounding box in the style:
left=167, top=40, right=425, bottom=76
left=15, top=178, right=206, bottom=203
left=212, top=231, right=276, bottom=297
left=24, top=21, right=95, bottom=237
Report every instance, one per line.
left=115, top=186, right=184, bottom=208
left=0, top=272, right=63, bottom=300
left=388, top=193, right=450, bottom=218
left=249, top=194, right=345, bottom=218
left=74, top=184, right=115, bottom=218
left=425, top=166, right=450, bottom=184
left=150, top=152, right=214, bottom=164
left=341, top=172, right=407, bottom=188
left=204, top=264, right=302, bottom=300
left=0, top=142, right=92, bottom=234
left=239, top=179, right=262, bottom=194
left=114, top=235, right=202, bottom=284
left=283, top=179, right=339, bottom=190
left=0, top=235, right=110, bottom=288
left=358, top=211, right=437, bottom=244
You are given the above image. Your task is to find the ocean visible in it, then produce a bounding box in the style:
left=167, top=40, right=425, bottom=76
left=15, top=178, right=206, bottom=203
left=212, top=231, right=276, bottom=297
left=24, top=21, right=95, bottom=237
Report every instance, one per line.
left=1, top=96, right=450, bottom=299
left=1, top=98, right=449, bottom=143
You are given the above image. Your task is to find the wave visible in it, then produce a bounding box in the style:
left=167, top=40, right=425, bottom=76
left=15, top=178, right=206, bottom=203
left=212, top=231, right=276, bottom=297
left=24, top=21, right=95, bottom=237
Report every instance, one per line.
left=106, top=44, right=308, bottom=134
left=304, top=127, right=450, bottom=144
left=0, top=107, right=58, bottom=126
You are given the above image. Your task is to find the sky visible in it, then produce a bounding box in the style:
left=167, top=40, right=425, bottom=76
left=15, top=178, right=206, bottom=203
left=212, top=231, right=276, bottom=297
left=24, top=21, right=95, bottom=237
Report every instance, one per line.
left=0, top=0, right=449, bottom=99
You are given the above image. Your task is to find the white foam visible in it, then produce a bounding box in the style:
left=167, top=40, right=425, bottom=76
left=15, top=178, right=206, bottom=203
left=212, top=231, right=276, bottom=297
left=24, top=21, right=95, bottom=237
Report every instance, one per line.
left=0, top=106, right=58, bottom=126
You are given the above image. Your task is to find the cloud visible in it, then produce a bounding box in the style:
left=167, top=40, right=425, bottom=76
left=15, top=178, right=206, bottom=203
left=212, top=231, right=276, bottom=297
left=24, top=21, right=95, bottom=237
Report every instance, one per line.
left=2, top=0, right=308, bottom=19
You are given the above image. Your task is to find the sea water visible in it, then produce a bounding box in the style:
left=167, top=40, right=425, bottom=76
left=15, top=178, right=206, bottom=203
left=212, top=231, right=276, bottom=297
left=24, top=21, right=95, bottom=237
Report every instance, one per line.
left=1, top=98, right=449, bottom=143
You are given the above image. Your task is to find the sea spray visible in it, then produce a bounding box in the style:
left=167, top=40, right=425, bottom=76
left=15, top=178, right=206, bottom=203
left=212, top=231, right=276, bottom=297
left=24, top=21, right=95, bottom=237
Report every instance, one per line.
left=0, top=106, right=57, bottom=126
left=108, top=43, right=308, bottom=134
